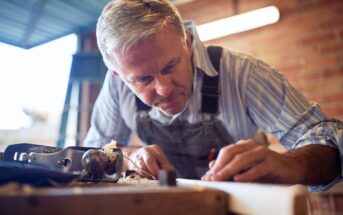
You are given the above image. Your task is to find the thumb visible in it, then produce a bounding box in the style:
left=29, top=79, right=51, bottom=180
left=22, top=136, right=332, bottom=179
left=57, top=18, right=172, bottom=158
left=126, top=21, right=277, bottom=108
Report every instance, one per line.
left=209, top=160, right=216, bottom=169
left=158, top=155, right=175, bottom=172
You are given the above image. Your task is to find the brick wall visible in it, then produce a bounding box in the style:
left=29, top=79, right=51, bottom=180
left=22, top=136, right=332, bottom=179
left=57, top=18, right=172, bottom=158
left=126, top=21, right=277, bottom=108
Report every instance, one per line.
left=177, top=0, right=343, bottom=121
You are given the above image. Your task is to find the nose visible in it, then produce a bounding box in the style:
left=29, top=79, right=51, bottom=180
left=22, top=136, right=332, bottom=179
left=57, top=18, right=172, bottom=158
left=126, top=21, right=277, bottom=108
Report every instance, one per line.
left=154, top=74, right=173, bottom=97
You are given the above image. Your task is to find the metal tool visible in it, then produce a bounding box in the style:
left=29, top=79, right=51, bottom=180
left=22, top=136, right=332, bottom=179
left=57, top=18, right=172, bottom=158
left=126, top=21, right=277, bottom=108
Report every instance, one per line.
left=2, top=143, right=123, bottom=184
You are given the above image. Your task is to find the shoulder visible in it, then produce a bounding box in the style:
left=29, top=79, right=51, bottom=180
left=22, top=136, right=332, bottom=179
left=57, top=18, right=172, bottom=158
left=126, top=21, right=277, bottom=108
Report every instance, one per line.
left=220, top=47, right=283, bottom=80
left=221, top=48, right=260, bottom=68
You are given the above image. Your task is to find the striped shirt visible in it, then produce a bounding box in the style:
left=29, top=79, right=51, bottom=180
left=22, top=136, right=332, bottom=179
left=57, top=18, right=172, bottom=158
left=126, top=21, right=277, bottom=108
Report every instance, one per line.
left=84, top=21, right=343, bottom=191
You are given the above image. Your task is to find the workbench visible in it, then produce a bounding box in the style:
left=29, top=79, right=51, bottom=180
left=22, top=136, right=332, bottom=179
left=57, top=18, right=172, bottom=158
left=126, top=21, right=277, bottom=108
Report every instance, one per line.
left=0, top=179, right=314, bottom=215
left=0, top=179, right=343, bottom=215
left=0, top=181, right=226, bottom=215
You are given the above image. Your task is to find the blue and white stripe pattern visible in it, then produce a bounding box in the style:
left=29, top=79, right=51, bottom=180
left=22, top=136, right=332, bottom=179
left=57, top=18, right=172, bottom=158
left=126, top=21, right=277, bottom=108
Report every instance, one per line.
left=84, top=21, right=343, bottom=191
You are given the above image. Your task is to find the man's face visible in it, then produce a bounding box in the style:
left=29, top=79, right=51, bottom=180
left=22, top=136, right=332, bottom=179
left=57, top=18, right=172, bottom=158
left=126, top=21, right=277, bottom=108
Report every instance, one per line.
left=110, top=24, right=193, bottom=116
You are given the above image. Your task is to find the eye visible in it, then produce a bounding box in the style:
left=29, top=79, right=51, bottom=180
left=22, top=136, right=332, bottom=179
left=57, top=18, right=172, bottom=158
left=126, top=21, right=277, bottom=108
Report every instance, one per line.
left=161, top=63, right=176, bottom=75
left=136, top=76, right=154, bottom=85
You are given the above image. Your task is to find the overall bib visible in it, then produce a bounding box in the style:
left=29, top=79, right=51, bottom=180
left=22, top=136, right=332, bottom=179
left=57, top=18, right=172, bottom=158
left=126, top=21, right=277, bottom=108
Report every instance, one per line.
left=136, top=47, right=233, bottom=179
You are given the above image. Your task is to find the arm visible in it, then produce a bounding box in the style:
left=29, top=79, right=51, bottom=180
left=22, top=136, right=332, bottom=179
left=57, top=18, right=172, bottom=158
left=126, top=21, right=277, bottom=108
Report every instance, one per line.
left=84, top=72, right=174, bottom=178
left=203, top=54, right=343, bottom=190
left=288, top=144, right=340, bottom=185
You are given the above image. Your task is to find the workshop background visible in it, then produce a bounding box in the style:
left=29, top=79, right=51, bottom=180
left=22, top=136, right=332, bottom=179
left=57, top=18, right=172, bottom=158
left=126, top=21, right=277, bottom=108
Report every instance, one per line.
left=0, top=0, right=342, bottom=149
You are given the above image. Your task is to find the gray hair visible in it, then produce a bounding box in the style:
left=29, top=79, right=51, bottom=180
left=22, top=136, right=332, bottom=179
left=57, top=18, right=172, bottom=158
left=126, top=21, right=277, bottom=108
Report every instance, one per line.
left=96, top=0, right=186, bottom=70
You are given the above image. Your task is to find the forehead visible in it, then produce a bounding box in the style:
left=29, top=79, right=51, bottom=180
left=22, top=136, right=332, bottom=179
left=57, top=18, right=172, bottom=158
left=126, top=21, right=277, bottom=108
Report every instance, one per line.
left=114, top=25, right=185, bottom=75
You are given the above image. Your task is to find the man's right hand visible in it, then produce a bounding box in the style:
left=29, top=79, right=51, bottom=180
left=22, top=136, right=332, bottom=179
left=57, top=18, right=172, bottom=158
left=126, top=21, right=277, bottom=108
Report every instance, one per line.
left=121, top=144, right=175, bottom=179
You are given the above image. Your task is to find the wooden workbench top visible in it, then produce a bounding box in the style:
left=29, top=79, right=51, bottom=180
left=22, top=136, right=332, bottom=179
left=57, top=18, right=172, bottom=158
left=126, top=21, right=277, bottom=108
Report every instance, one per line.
left=0, top=182, right=227, bottom=215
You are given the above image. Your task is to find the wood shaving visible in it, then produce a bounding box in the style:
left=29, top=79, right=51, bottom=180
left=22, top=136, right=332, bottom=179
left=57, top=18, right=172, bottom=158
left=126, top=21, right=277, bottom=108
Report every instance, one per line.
left=102, top=140, right=118, bottom=161
left=117, top=172, right=156, bottom=184
left=103, top=140, right=156, bottom=180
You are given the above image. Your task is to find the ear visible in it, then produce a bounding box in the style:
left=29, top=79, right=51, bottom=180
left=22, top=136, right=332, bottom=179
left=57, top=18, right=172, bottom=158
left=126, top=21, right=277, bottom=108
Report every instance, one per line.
left=185, top=31, right=193, bottom=54
left=111, top=71, right=118, bottom=76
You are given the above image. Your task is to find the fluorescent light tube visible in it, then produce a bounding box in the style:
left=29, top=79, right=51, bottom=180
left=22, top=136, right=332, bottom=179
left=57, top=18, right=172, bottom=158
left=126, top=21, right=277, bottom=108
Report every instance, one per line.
left=197, top=6, right=280, bottom=41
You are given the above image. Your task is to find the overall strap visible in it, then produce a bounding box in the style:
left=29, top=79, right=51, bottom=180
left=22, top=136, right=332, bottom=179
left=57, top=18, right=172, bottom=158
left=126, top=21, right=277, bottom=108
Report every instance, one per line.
left=201, top=46, right=223, bottom=114
left=136, top=96, right=150, bottom=111
left=136, top=46, right=223, bottom=112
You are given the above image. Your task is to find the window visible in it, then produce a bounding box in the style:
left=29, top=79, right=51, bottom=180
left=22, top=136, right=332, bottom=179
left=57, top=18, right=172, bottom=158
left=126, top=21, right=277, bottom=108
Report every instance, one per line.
left=0, top=34, right=77, bottom=151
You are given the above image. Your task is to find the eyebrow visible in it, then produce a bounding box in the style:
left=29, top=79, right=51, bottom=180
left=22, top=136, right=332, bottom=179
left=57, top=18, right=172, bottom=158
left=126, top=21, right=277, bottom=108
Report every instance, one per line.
left=126, top=55, right=182, bottom=83
left=161, top=56, right=180, bottom=72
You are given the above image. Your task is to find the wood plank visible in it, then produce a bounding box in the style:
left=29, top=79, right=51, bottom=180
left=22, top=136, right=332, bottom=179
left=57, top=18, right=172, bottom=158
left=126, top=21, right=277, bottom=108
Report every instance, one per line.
left=177, top=179, right=308, bottom=215
left=0, top=183, right=227, bottom=215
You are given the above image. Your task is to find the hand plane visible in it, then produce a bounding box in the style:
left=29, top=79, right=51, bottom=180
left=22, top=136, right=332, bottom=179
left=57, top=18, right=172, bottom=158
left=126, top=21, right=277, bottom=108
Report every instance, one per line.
left=0, top=143, right=123, bottom=186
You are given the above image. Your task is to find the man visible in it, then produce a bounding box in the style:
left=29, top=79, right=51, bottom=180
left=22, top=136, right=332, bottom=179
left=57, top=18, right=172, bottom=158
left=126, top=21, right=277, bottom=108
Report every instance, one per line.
left=84, top=0, right=343, bottom=191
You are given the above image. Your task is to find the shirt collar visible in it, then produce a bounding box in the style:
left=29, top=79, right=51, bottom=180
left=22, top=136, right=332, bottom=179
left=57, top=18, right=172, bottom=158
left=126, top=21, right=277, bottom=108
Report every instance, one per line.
left=183, top=20, right=219, bottom=77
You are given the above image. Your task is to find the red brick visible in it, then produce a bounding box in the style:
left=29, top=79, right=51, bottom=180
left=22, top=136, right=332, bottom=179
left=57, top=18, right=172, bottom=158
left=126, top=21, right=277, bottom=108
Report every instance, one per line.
left=322, top=67, right=343, bottom=78
left=177, top=0, right=230, bottom=24
left=317, top=1, right=343, bottom=12
left=279, top=63, right=303, bottom=74
left=303, top=56, right=343, bottom=72
left=320, top=92, right=343, bottom=100
left=295, top=65, right=343, bottom=80
left=296, top=77, right=342, bottom=96
left=322, top=106, right=343, bottom=119
left=319, top=42, right=343, bottom=54
left=301, top=32, right=336, bottom=46
left=314, top=0, right=336, bottom=4
left=318, top=18, right=343, bottom=31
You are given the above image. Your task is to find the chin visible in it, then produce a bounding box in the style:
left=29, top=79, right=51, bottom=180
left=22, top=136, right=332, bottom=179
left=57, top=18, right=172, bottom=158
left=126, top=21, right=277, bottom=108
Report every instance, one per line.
left=159, top=103, right=185, bottom=116
left=161, top=108, right=182, bottom=116
left=156, top=95, right=187, bottom=116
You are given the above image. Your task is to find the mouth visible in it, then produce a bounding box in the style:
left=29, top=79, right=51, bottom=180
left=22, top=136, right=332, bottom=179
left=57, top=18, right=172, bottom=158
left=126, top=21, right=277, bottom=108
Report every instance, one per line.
left=160, top=97, right=178, bottom=110
left=153, top=88, right=185, bottom=112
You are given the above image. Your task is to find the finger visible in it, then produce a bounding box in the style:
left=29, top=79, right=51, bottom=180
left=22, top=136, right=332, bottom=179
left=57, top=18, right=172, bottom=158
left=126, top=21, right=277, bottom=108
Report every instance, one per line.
left=208, top=140, right=258, bottom=174
left=202, top=145, right=247, bottom=180
left=234, top=151, right=294, bottom=184
left=137, top=162, right=158, bottom=180
left=157, top=154, right=174, bottom=170
left=127, top=154, right=142, bottom=169
left=201, top=160, right=216, bottom=180
left=142, top=154, right=161, bottom=177
left=151, top=145, right=175, bottom=171
left=133, top=157, right=151, bottom=176
left=209, top=160, right=216, bottom=169
left=209, top=145, right=266, bottom=181
left=233, top=161, right=270, bottom=182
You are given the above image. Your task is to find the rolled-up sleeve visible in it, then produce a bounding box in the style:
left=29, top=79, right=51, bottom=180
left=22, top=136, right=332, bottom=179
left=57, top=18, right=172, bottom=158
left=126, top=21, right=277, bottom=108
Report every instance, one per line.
left=244, top=59, right=343, bottom=191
